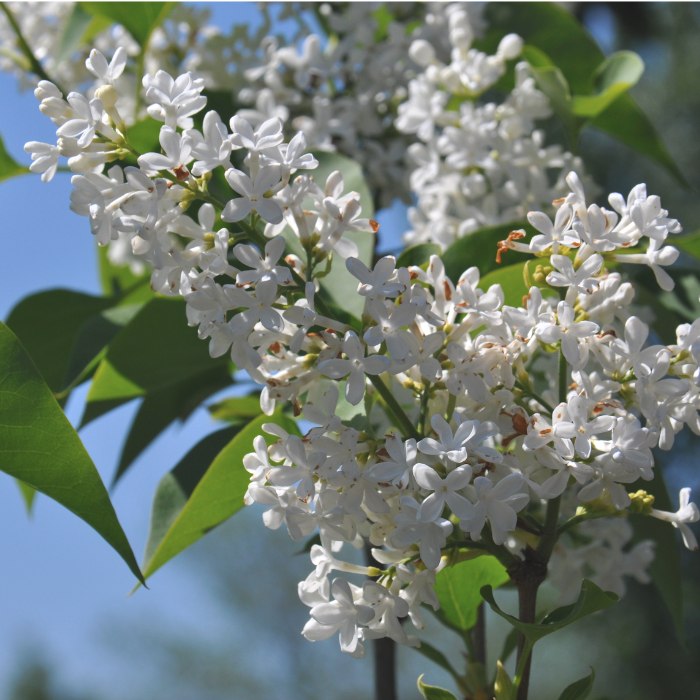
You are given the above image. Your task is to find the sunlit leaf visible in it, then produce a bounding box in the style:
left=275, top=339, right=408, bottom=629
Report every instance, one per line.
left=494, top=660, right=512, bottom=700
left=442, top=221, right=533, bottom=283
left=572, top=51, right=644, bottom=117
left=0, top=321, right=143, bottom=582
left=79, top=1, right=175, bottom=47
left=0, top=130, right=28, bottom=183
left=208, top=395, right=262, bottom=423
left=434, top=556, right=509, bottom=632
left=140, top=411, right=299, bottom=582
left=479, top=262, right=529, bottom=308
left=417, top=675, right=459, bottom=700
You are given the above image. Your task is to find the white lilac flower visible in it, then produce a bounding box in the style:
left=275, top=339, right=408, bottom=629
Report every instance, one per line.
left=318, top=331, right=391, bottom=406
left=222, top=165, right=284, bottom=224
left=651, top=488, right=700, bottom=551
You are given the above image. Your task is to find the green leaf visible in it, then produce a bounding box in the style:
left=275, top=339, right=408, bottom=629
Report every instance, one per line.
left=0, top=130, right=28, bottom=183
left=397, top=243, right=441, bottom=270
left=142, top=425, right=240, bottom=567
left=481, top=579, right=618, bottom=643
left=113, top=365, right=234, bottom=486
left=141, top=411, right=299, bottom=581
left=417, top=675, right=459, bottom=700
left=479, top=262, right=529, bottom=308
left=590, top=94, right=687, bottom=187
left=98, top=243, right=150, bottom=298
left=558, top=669, right=595, bottom=700
left=87, top=297, right=228, bottom=403
left=494, top=660, right=512, bottom=700
left=55, top=4, right=111, bottom=65
left=79, top=2, right=175, bottom=47
left=674, top=230, right=700, bottom=261
left=0, top=321, right=143, bottom=583
left=15, top=479, right=36, bottom=514
left=5, top=289, right=114, bottom=394
left=434, top=556, right=509, bottom=632
left=572, top=52, right=644, bottom=118
left=413, top=642, right=461, bottom=685
left=630, top=457, right=684, bottom=640
left=442, top=221, right=532, bottom=283
left=208, top=395, right=262, bottom=423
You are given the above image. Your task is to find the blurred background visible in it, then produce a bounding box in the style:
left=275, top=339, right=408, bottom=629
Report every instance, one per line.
left=1, top=3, right=699, bottom=699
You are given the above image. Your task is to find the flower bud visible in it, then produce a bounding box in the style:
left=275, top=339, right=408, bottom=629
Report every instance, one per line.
left=95, top=84, right=118, bottom=109
left=498, top=33, right=524, bottom=60
left=408, top=40, right=435, bottom=67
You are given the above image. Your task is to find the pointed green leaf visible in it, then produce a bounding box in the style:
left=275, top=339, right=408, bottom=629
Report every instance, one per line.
left=0, top=130, right=28, bottom=183
left=141, top=411, right=299, bottom=581
left=572, top=51, right=644, bottom=117
left=79, top=2, right=175, bottom=47
left=16, top=478, right=36, bottom=514
left=5, top=289, right=114, bottom=394
left=494, top=660, right=513, bottom=700
left=417, top=675, right=459, bottom=700
left=113, top=365, right=234, bottom=486
left=87, top=297, right=228, bottom=404
left=0, top=321, right=143, bottom=582
left=208, top=395, right=262, bottom=423
left=413, top=642, right=462, bottom=685
left=590, top=94, right=687, bottom=187
left=557, top=668, right=595, bottom=700
left=481, top=579, right=618, bottom=643
left=434, top=556, right=509, bottom=632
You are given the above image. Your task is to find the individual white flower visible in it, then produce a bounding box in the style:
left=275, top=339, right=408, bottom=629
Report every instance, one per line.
left=138, top=125, right=192, bottom=178
left=222, top=165, right=284, bottom=224
left=363, top=298, right=417, bottom=360
left=370, top=433, right=419, bottom=490
left=143, top=70, right=207, bottom=129
left=186, top=110, right=233, bottom=175
left=552, top=395, right=615, bottom=459
left=526, top=204, right=577, bottom=253
left=230, top=115, right=284, bottom=152
left=459, top=474, right=529, bottom=544
left=24, top=141, right=58, bottom=182
left=302, top=578, right=374, bottom=656
left=233, top=235, right=293, bottom=286
left=56, top=93, right=105, bottom=148
left=651, top=488, right=700, bottom=551
left=391, top=496, right=454, bottom=569
left=318, top=331, right=391, bottom=405
left=267, top=435, right=331, bottom=502
left=360, top=580, right=410, bottom=644
left=395, top=564, right=439, bottom=630
left=346, top=256, right=405, bottom=300
left=535, top=301, right=599, bottom=369
left=614, top=239, right=679, bottom=291
left=85, top=47, right=127, bottom=84
left=412, top=464, right=474, bottom=521
left=546, top=253, right=603, bottom=305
